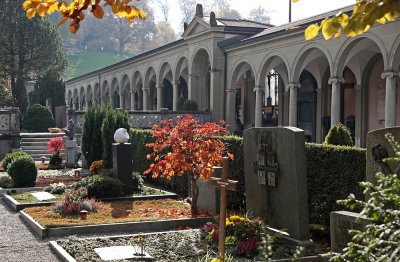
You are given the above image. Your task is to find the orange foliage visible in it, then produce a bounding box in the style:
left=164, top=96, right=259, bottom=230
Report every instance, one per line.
left=144, top=114, right=229, bottom=182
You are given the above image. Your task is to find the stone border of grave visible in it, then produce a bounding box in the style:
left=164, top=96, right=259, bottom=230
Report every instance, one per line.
left=0, top=186, right=45, bottom=195
left=1, top=187, right=177, bottom=212
left=49, top=230, right=326, bottom=262
left=20, top=210, right=213, bottom=239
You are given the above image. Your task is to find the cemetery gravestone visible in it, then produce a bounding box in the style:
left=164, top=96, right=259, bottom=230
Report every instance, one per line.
left=244, top=127, right=310, bottom=241
left=31, top=192, right=56, bottom=202
left=366, top=127, right=400, bottom=183
left=197, top=167, right=221, bottom=213
left=113, top=128, right=134, bottom=194
left=95, top=246, right=153, bottom=261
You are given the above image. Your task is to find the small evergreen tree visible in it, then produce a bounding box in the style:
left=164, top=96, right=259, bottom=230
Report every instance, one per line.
left=323, top=123, right=353, bottom=147
left=101, top=108, right=129, bottom=168
left=23, top=104, right=55, bottom=132
left=81, top=105, right=105, bottom=168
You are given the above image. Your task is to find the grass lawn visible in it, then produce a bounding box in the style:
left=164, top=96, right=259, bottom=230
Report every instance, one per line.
left=65, top=50, right=130, bottom=80
left=24, top=199, right=200, bottom=228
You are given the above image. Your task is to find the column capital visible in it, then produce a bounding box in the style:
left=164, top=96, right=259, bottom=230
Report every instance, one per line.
left=287, top=82, right=300, bottom=90
left=130, top=90, right=136, bottom=95
left=171, top=80, right=179, bottom=86
left=142, top=87, right=150, bottom=92
left=119, top=92, right=124, bottom=96
left=328, top=77, right=344, bottom=85
left=156, top=84, right=163, bottom=89
left=209, top=68, right=219, bottom=73
left=253, top=86, right=263, bottom=93
left=226, top=88, right=236, bottom=94
left=316, top=88, right=322, bottom=94
left=381, top=71, right=398, bottom=79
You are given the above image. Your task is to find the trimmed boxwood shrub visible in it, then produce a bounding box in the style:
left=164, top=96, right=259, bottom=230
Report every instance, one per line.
left=183, top=99, right=198, bottom=111
left=305, top=143, right=366, bottom=230
left=8, top=157, right=37, bottom=187
left=1, top=151, right=32, bottom=171
left=70, top=175, right=125, bottom=198
left=23, top=104, right=55, bottom=132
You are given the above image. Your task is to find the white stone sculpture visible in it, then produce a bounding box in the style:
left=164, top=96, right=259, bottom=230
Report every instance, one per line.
left=114, top=128, right=130, bottom=144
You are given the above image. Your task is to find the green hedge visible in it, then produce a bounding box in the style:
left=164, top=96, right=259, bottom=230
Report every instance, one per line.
left=305, top=143, right=366, bottom=230
left=23, top=104, right=55, bottom=132
left=129, top=129, right=366, bottom=227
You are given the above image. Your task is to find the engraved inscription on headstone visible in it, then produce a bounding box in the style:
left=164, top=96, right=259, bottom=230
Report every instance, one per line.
left=253, top=134, right=279, bottom=187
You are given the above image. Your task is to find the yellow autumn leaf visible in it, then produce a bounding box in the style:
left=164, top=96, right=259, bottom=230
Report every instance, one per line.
left=321, top=19, right=339, bottom=40
left=376, top=16, right=386, bottom=24
left=384, top=11, right=399, bottom=22
left=26, top=8, right=36, bottom=19
left=37, top=3, right=48, bottom=16
left=292, top=0, right=299, bottom=2
left=22, top=1, right=32, bottom=10
left=305, top=23, right=320, bottom=40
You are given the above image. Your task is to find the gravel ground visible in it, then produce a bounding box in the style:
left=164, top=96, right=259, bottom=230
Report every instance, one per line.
left=0, top=168, right=80, bottom=178
left=0, top=198, right=59, bottom=262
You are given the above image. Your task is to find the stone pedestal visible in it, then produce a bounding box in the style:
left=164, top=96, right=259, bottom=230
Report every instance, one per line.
left=244, top=127, right=310, bottom=241
left=330, top=211, right=369, bottom=252
left=65, top=140, right=77, bottom=168
left=112, top=143, right=134, bottom=194
left=197, top=167, right=221, bottom=213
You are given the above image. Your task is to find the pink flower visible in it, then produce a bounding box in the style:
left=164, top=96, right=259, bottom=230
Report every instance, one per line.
left=48, top=137, right=64, bottom=153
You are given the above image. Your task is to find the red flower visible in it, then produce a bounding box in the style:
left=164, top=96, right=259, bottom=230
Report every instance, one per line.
left=48, top=137, right=64, bottom=153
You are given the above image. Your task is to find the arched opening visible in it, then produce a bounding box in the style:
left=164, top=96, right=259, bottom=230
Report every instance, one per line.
left=159, top=62, right=173, bottom=110
left=191, top=49, right=211, bottom=111
left=102, top=80, right=110, bottom=106
left=145, top=67, right=157, bottom=111
left=111, top=77, right=120, bottom=108
left=86, top=85, right=93, bottom=108
left=132, top=71, right=143, bottom=111
left=67, top=90, right=73, bottom=108
left=175, top=57, right=189, bottom=108
left=298, top=71, right=317, bottom=142
left=178, top=77, right=188, bottom=99
left=121, top=74, right=131, bottom=110
left=94, top=83, right=100, bottom=105
left=79, top=87, right=85, bottom=111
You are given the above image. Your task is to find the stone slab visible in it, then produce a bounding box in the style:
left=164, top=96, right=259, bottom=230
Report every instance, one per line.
left=366, top=127, right=400, bottom=183
left=112, top=143, right=134, bottom=193
left=95, top=245, right=153, bottom=261
left=244, top=127, right=309, bottom=241
left=330, top=211, right=369, bottom=252
left=197, top=167, right=221, bottom=213
left=31, top=191, right=56, bottom=201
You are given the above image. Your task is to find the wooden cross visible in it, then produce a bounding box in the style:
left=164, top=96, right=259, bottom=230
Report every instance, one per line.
left=210, top=156, right=238, bottom=261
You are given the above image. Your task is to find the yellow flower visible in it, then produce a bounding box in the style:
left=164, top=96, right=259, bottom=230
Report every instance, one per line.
left=211, top=259, right=223, bottom=262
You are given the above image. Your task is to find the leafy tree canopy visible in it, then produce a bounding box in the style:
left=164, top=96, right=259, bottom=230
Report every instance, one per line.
left=292, top=0, right=400, bottom=40
left=22, top=0, right=147, bottom=33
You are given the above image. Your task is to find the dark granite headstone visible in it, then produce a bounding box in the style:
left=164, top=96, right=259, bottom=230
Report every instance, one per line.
left=112, top=143, right=134, bottom=194
left=366, top=127, right=400, bottom=183
left=244, top=127, right=310, bottom=241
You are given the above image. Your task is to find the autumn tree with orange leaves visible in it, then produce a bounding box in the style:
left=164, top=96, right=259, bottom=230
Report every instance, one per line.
left=144, top=114, right=232, bottom=215
left=22, top=0, right=147, bottom=33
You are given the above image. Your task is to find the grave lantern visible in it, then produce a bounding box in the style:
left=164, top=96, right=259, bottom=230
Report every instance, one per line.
left=80, top=210, right=88, bottom=220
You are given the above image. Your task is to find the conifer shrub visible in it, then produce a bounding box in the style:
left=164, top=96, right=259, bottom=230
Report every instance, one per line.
left=323, top=123, right=353, bottom=146
left=101, top=108, right=129, bottom=168
left=23, top=104, right=55, bottom=132
left=70, top=175, right=125, bottom=198
left=1, top=151, right=32, bottom=171
left=81, top=105, right=106, bottom=168
left=176, top=97, right=186, bottom=111
left=8, top=157, right=37, bottom=187
left=183, top=99, right=198, bottom=111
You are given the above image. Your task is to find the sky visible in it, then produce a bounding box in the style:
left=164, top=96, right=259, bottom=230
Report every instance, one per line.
left=150, top=0, right=356, bottom=34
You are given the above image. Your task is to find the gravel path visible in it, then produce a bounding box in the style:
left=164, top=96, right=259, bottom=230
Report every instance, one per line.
left=0, top=198, right=59, bottom=262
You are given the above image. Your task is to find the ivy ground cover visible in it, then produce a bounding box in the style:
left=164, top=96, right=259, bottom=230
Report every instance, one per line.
left=23, top=199, right=209, bottom=228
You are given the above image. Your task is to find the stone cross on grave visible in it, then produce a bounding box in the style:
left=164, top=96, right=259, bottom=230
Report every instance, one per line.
left=211, top=157, right=238, bottom=261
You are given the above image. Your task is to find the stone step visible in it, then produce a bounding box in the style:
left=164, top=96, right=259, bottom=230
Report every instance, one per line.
left=21, top=145, right=48, bottom=150
left=21, top=138, right=55, bottom=143
left=21, top=141, right=49, bottom=146
left=20, top=133, right=65, bottom=138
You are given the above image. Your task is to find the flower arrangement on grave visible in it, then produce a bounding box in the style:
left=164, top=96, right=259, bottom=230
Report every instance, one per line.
left=52, top=188, right=100, bottom=215
left=144, top=114, right=232, bottom=215
left=48, top=137, right=64, bottom=166
left=45, top=182, right=66, bottom=194
left=89, top=160, right=104, bottom=175
left=201, top=215, right=263, bottom=257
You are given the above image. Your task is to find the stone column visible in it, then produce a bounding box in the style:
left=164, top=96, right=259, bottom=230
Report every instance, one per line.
left=329, top=77, right=344, bottom=127
left=254, top=86, right=263, bottom=127
left=381, top=71, right=398, bottom=127
left=172, top=81, right=179, bottom=111
left=283, top=90, right=289, bottom=126
left=142, top=88, right=149, bottom=110
left=225, top=88, right=236, bottom=131
left=288, top=83, right=299, bottom=127
left=188, top=74, right=194, bottom=100
left=156, top=84, right=163, bottom=111
left=130, top=91, right=136, bottom=110
left=355, top=85, right=363, bottom=147
left=119, top=92, right=125, bottom=109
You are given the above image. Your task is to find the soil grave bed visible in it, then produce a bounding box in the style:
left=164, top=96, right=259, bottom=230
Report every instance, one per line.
left=51, top=230, right=324, bottom=262
left=2, top=186, right=177, bottom=212
left=20, top=199, right=212, bottom=238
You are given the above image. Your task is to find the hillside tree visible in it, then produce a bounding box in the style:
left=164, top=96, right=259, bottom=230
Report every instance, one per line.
left=249, top=6, right=271, bottom=24
left=0, top=0, right=67, bottom=110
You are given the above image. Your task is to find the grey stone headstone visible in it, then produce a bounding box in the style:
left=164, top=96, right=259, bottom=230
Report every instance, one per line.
left=65, top=140, right=77, bottom=168
left=197, top=167, right=221, bottom=213
left=366, top=127, right=400, bottom=183
left=112, top=143, right=134, bottom=194
left=330, top=211, right=369, bottom=252
left=244, top=127, right=309, bottom=241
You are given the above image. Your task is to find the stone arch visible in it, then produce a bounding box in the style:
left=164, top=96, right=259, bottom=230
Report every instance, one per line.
left=121, top=74, right=131, bottom=109
left=67, top=89, right=73, bottom=108
left=94, top=83, right=100, bottom=105
left=257, top=53, right=290, bottom=127
left=86, top=84, right=93, bottom=107
left=158, top=62, right=173, bottom=84
left=190, top=46, right=212, bottom=70
left=102, top=80, right=110, bottom=106
left=73, top=88, right=79, bottom=110
left=132, top=71, right=143, bottom=110
left=79, top=86, right=86, bottom=110
left=175, top=56, right=189, bottom=81
left=191, top=48, right=212, bottom=110
left=145, top=67, right=157, bottom=110
left=334, top=33, right=388, bottom=81
left=230, top=61, right=257, bottom=131
left=388, top=33, right=400, bottom=70
left=111, top=77, right=120, bottom=108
